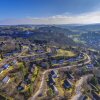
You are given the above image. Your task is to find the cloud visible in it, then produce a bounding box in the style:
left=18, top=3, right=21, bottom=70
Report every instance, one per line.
left=1, top=11, right=100, bottom=25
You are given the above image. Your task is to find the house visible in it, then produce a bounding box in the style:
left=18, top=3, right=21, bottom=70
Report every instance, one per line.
left=51, top=85, right=59, bottom=95
left=79, top=53, right=84, bottom=58
left=50, top=70, right=58, bottom=78
left=30, top=56, right=35, bottom=60
left=17, top=82, right=26, bottom=91
left=4, top=53, right=13, bottom=57
left=87, top=64, right=94, bottom=69
left=30, top=67, right=35, bottom=73
left=27, top=74, right=32, bottom=80
left=58, top=59, right=64, bottom=64
left=2, top=76, right=10, bottom=83
left=29, top=63, right=36, bottom=73
left=17, top=86, right=24, bottom=91
left=24, top=74, right=31, bottom=84
left=30, top=63, right=36, bottom=68
left=66, top=71, right=74, bottom=80
left=63, top=79, right=72, bottom=89
left=2, top=64, right=10, bottom=70
left=50, top=47, right=57, bottom=54
left=47, top=53, right=53, bottom=57
left=0, top=68, right=4, bottom=74
left=48, top=74, right=55, bottom=85
left=76, top=54, right=83, bottom=60
left=17, top=80, right=29, bottom=91
left=51, top=60, right=57, bottom=65
left=41, top=62, right=47, bottom=68
left=32, top=64, right=36, bottom=68
left=66, top=58, right=75, bottom=62
left=91, top=91, right=100, bottom=100
left=13, top=60, right=17, bottom=64
left=78, top=95, right=88, bottom=100
left=41, top=62, right=49, bottom=69
left=24, top=78, right=31, bottom=85
left=35, top=50, right=44, bottom=53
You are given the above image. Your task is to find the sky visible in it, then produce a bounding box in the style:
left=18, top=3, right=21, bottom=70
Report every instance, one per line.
left=0, top=0, right=100, bottom=25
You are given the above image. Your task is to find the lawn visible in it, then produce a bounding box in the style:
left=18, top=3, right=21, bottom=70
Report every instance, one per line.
left=0, top=70, right=8, bottom=79
left=7, top=66, right=14, bottom=71
left=31, top=67, right=39, bottom=82
left=18, top=62, right=24, bottom=68
left=0, top=58, right=2, bottom=62
left=55, top=78, right=64, bottom=96
left=55, top=78, right=74, bottom=97
left=18, top=62, right=28, bottom=79
left=34, top=67, right=38, bottom=76
left=21, top=85, right=30, bottom=93
left=55, top=49, right=75, bottom=57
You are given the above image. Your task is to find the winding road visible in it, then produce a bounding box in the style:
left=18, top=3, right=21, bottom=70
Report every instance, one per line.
left=0, top=48, right=91, bottom=100
left=30, top=53, right=91, bottom=100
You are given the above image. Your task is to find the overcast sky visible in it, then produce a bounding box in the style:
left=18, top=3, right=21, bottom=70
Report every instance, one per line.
left=0, top=0, right=100, bottom=25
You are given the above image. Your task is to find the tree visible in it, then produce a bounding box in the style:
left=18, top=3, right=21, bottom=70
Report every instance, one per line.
left=82, top=67, right=87, bottom=75
left=91, top=76, right=98, bottom=85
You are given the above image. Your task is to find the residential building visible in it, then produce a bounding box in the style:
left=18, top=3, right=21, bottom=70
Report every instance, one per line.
left=2, top=76, right=10, bottom=83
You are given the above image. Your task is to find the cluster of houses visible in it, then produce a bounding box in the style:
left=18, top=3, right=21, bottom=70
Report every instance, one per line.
left=63, top=71, right=74, bottom=90
left=0, top=64, right=11, bottom=84
left=22, top=52, right=47, bottom=62
left=87, top=49, right=100, bottom=67
left=86, top=64, right=94, bottom=69
left=3, top=50, right=20, bottom=58
left=0, top=59, right=17, bottom=84
left=17, top=73, right=32, bottom=92
left=50, top=53, right=84, bottom=67
left=48, top=70, right=59, bottom=95
left=17, top=63, right=36, bottom=92
left=47, top=69, right=74, bottom=96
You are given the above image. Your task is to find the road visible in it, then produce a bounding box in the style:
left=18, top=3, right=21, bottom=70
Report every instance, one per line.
left=0, top=47, right=91, bottom=100
left=71, top=74, right=93, bottom=100
left=30, top=53, right=91, bottom=100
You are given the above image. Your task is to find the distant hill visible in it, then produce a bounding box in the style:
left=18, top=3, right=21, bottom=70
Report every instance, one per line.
left=35, top=26, right=74, bottom=35
left=0, top=25, right=99, bottom=50
left=29, top=26, right=76, bottom=46
left=56, top=24, right=100, bottom=31
left=0, top=25, right=77, bottom=46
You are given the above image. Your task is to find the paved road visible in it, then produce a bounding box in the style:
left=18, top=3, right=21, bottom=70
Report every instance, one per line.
left=0, top=48, right=91, bottom=100
left=30, top=53, right=91, bottom=100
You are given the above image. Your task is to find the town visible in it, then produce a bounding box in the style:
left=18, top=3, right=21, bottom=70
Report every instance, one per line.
left=0, top=37, right=99, bottom=100
left=0, top=0, right=100, bottom=100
